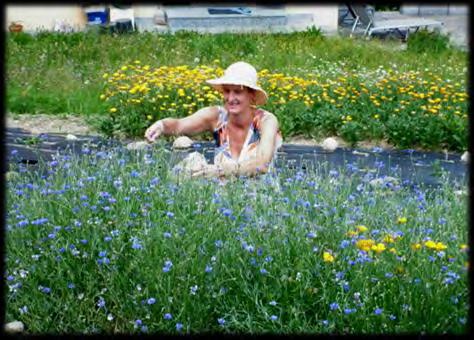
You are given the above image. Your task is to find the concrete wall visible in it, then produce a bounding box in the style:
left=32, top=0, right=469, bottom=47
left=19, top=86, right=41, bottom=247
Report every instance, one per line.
left=6, top=5, right=88, bottom=32
left=400, top=4, right=468, bottom=16
left=285, top=4, right=338, bottom=33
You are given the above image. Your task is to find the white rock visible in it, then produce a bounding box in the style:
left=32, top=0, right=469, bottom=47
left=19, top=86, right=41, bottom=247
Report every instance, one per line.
left=321, top=137, right=338, bottom=152
left=369, top=176, right=399, bottom=187
left=461, top=151, right=469, bottom=163
left=172, top=152, right=208, bottom=175
left=126, top=141, right=150, bottom=150
left=173, top=136, right=194, bottom=149
left=454, top=190, right=467, bottom=196
left=353, top=150, right=369, bottom=157
left=66, top=134, right=78, bottom=140
left=5, top=321, right=24, bottom=333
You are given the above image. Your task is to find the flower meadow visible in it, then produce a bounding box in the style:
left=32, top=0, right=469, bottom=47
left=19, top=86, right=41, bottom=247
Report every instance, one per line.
left=5, top=142, right=469, bottom=334
left=99, top=60, right=468, bottom=152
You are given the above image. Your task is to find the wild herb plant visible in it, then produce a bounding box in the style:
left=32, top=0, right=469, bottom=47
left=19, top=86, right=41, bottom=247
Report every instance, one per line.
left=6, top=30, right=468, bottom=152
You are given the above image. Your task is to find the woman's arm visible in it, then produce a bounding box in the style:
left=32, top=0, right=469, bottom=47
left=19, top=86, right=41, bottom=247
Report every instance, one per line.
left=145, top=106, right=219, bottom=142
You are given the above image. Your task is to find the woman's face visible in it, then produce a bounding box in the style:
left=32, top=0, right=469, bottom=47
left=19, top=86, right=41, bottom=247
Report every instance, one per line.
left=222, top=85, right=255, bottom=115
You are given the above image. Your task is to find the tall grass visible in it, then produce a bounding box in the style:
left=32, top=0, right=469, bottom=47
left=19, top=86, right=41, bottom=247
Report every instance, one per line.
left=5, top=142, right=469, bottom=334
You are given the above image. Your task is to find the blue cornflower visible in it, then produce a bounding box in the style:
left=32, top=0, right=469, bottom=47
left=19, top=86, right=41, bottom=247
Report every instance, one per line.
left=306, top=232, right=316, bottom=239
left=147, top=298, right=156, bottom=305
left=340, top=240, right=350, bottom=249
left=104, top=236, right=112, bottom=242
left=97, top=297, right=106, bottom=308
left=217, top=318, right=225, bottom=325
left=374, top=308, right=383, bottom=315
left=269, top=300, right=277, bottom=306
left=344, top=308, right=355, bottom=314
left=322, top=320, right=329, bottom=326
left=99, top=251, right=107, bottom=258
left=264, top=256, right=273, bottom=263
left=215, top=240, right=223, bottom=248
left=17, top=220, right=29, bottom=227
left=135, top=319, right=142, bottom=326
left=163, top=232, right=172, bottom=238
left=330, top=302, right=339, bottom=311
left=164, top=313, right=172, bottom=320
left=205, top=265, right=213, bottom=273
left=260, top=268, right=268, bottom=275
left=166, top=211, right=174, bottom=218
left=389, top=314, right=397, bottom=320
left=270, top=315, right=278, bottom=321
left=176, top=323, right=183, bottom=331
left=67, top=283, right=75, bottom=289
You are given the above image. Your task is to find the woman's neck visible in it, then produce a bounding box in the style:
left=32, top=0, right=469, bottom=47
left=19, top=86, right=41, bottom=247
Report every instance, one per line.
left=227, top=107, right=255, bottom=129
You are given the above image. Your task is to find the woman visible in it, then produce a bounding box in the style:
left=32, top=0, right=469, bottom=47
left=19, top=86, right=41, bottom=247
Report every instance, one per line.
left=144, top=61, right=282, bottom=178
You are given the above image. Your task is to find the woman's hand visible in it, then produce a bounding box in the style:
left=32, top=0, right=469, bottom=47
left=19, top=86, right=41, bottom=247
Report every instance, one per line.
left=191, top=164, right=224, bottom=179
left=144, top=120, right=164, bottom=142
left=191, top=163, right=239, bottom=179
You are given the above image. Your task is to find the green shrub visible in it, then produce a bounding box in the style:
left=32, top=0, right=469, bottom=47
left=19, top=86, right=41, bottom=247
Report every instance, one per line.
left=407, top=29, right=450, bottom=54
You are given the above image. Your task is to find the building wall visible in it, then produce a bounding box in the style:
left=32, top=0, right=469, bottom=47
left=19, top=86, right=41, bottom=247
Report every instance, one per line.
left=6, top=4, right=338, bottom=33
left=6, top=5, right=88, bottom=32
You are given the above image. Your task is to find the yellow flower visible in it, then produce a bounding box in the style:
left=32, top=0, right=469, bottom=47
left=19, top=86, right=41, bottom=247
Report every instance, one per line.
left=389, top=248, right=397, bottom=254
left=347, top=230, right=358, bottom=238
left=147, top=115, right=153, bottom=120
left=121, top=66, right=128, bottom=71
left=102, top=73, right=109, bottom=79
left=323, top=251, right=335, bottom=263
left=460, top=244, right=468, bottom=251
left=373, top=114, right=380, bottom=119
left=356, top=239, right=375, bottom=252
left=100, top=94, right=106, bottom=100
left=109, top=107, right=117, bottom=113
left=424, top=240, right=446, bottom=251
left=424, top=240, right=437, bottom=249
left=411, top=243, right=422, bottom=250
left=383, top=235, right=395, bottom=243
left=356, top=225, right=368, bottom=233
left=397, top=217, right=407, bottom=224
left=371, top=243, right=386, bottom=254
left=346, top=115, right=352, bottom=121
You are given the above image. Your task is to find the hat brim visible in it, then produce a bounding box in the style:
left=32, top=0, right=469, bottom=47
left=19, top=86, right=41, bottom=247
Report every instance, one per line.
left=206, top=78, right=268, bottom=105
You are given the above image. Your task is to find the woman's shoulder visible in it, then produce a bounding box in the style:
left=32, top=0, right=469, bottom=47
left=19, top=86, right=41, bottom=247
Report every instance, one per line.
left=255, top=109, right=278, bottom=125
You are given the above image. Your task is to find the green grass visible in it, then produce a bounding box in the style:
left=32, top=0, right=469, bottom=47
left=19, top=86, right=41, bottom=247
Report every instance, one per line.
left=5, top=142, right=468, bottom=334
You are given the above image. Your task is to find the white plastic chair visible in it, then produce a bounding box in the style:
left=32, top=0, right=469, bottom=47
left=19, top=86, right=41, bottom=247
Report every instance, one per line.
left=109, top=6, right=135, bottom=30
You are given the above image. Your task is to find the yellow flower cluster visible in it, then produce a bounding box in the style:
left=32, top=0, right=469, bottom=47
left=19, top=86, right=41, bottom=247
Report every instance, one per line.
left=101, top=62, right=468, bottom=124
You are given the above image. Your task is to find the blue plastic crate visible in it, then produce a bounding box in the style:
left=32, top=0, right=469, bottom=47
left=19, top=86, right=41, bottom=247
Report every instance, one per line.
left=86, top=11, right=107, bottom=25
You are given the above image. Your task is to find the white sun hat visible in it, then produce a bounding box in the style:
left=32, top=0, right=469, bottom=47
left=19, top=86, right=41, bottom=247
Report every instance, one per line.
left=206, top=61, right=268, bottom=105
